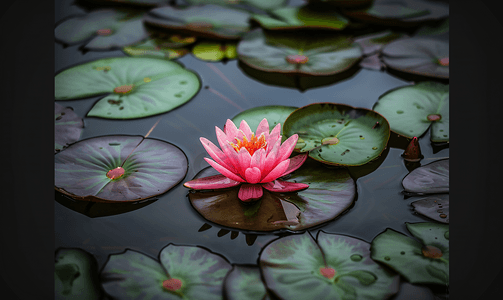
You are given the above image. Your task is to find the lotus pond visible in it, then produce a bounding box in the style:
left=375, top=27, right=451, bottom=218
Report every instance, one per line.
left=54, top=0, right=450, bottom=299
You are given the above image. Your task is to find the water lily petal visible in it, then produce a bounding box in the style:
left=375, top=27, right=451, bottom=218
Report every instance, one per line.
left=263, top=138, right=281, bottom=175
left=267, top=123, right=282, bottom=154
left=237, top=148, right=251, bottom=179
left=277, top=134, right=299, bottom=163
left=205, top=158, right=245, bottom=182
left=245, top=167, right=262, bottom=184
left=216, top=127, right=240, bottom=170
left=262, top=180, right=309, bottom=193
left=255, top=118, right=270, bottom=140
left=260, top=159, right=290, bottom=183
left=224, top=119, right=239, bottom=140
left=280, top=153, right=308, bottom=177
left=238, top=184, right=263, bottom=202
left=250, top=148, right=265, bottom=171
left=200, top=137, right=236, bottom=172
left=184, top=174, right=241, bottom=190
left=239, top=120, right=253, bottom=141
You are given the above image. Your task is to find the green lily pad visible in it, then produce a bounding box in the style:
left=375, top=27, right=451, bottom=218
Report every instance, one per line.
left=251, top=6, right=349, bottom=30
left=415, top=18, right=449, bottom=41
left=82, top=0, right=171, bottom=6
left=55, top=135, right=188, bottom=202
left=55, top=9, right=148, bottom=50
left=123, top=38, right=192, bottom=60
left=55, top=103, right=83, bottom=153
left=101, top=244, right=232, bottom=299
left=230, top=105, right=297, bottom=135
left=144, top=4, right=251, bottom=40
left=260, top=231, right=400, bottom=300
left=223, top=265, right=270, bottom=300
left=238, top=29, right=362, bottom=76
left=372, top=82, right=449, bottom=142
left=370, top=222, right=449, bottom=285
left=381, top=37, right=449, bottom=79
left=402, top=159, right=449, bottom=194
left=55, top=57, right=200, bottom=119
left=411, top=194, right=449, bottom=224
left=192, top=42, right=237, bottom=61
left=188, top=158, right=356, bottom=232
left=282, top=103, right=390, bottom=166
left=354, top=30, right=408, bottom=56
left=307, top=0, right=373, bottom=8
left=55, top=248, right=102, bottom=300
left=183, top=0, right=287, bottom=12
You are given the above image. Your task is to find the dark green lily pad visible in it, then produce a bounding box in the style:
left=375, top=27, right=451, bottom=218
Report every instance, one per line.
left=144, top=4, right=251, bottom=40
left=82, top=0, right=170, bottom=6
left=192, top=42, right=237, bottom=61
left=55, top=103, right=84, bottom=153
left=370, top=222, right=449, bottom=285
left=101, top=244, right=232, bottom=299
left=189, top=158, right=356, bottom=232
left=223, top=265, right=270, bottom=300
left=55, top=9, right=148, bottom=50
left=183, top=0, right=287, bottom=11
left=411, top=194, right=449, bottom=224
left=381, top=37, right=449, bottom=79
left=308, top=0, right=373, bottom=8
left=402, top=159, right=449, bottom=194
left=354, top=30, right=408, bottom=56
left=230, top=105, right=297, bottom=135
left=372, top=82, right=449, bottom=142
left=341, top=0, right=449, bottom=27
left=283, top=103, right=390, bottom=166
left=55, top=248, right=102, bottom=300
left=122, top=38, right=192, bottom=59
left=238, top=29, right=362, bottom=76
left=55, top=135, right=188, bottom=202
left=251, top=6, right=349, bottom=30
left=260, top=231, right=400, bottom=299
left=415, top=18, right=449, bottom=41
left=55, top=57, right=200, bottom=119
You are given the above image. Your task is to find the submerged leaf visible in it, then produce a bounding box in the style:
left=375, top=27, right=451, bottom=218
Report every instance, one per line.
left=411, top=194, right=449, bottom=223
left=55, top=103, right=84, bottom=152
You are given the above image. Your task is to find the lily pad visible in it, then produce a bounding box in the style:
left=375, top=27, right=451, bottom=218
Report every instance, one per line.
left=402, top=159, right=449, bottom=194
left=55, top=103, right=84, bottom=153
left=354, top=30, right=407, bottom=56
left=55, top=248, right=102, bottom=300
left=192, top=42, right=237, bottom=61
left=415, top=18, right=449, bottom=41
left=282, top=103, right=390, bottom=166
left=101, top=244, right=232, bottom=299
left=55, top=9, right=148, bottom=50
left=251, top=6, right=349, bottom=30
left=230, top=105, right=297, bottom=135
left=223, top=265, right=270, bottom=300
left=238, top=29, right=362, bottom=76
left=372, top=82, right=449, bottom=142
left=381, top=37, right=449, bottom=79
left=55, top=57, right=200, bottom=119
left=123, top=38, right=192, bottom=59
left=308, top=0, right=373, bottom=8
left=82, top=0, right=170, bottom=6
left=370, top=222, right=449, bottom=285
left=144, top=4, right=251, bottom=40
left=188, top=158, right=356, bottom=232
left=182, top=0, right=287, bottom=12
left=341, top=0, right=449, bottom=27
left=411, top=194, right=449, bottom=224
left=55, top=135, right=188, bottom=202
left=260, top=231, right=400, bottom=300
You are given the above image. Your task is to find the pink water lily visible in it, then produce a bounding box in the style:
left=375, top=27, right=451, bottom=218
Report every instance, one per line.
left=184, top=118, right=309, bottom=202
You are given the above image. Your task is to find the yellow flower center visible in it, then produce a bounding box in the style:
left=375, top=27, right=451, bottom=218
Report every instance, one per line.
left=230, top=133, right=267, bottom=156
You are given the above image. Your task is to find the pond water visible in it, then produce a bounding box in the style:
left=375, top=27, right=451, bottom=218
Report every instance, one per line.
left=55, top=0, right=449, bottom=298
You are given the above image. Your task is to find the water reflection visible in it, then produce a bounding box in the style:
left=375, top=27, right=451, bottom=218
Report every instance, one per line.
left=198, top=223, right=258, bottom=246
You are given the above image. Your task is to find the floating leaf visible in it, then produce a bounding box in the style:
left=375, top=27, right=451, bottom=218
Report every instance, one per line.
left=55, top=9, right=148, bottom=50
left=183, top=0, right=287, bottom=12
left=415, top=18, right=449, bottom=40
left=123, top=38, right=192, bottom=59
left=354, top=30, right=407, bottom=56
left=251, top=6, right=349, bottom=30
left=307, top=0, right=373, bottom=8
left=238, top=29, right=362, bottom=76
left=82, top=0, right=171, bottom=6
left=189, top=158, right=356, bottom=231
left=144, top=4, right=251, bottom=40
left=402, top=159, right=449, bottom=194
left=55, top=103, right=83, bottom=153
left=192, top=42, right=237, bottom=61
left=55, top=135, right=188, bottom=202
left=372, top=82, right=449, bottom=142
left=260, top=231, right=400, bottom=300
left=223, top=265, right=270, bottom=300
left=230, top=105, right=297, bottom=135
left=411, top=194, right=449, bottom=224
left=55, top=248, right=102, bottom=300
left=101, top=245, right=232, bottom=299
left=381, top=37, right=449, bottom=79
left=55, top=57, right=200, bottom=119
left=283, top=103, right=390, bottom=166
left=371, top=222, right=449, bottom=285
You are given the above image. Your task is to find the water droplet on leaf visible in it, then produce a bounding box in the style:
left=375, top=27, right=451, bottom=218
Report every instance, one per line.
left=350, top=254, right=362, bottom=262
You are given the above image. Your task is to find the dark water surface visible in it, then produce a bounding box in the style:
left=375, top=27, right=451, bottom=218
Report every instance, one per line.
left=55, top=0, right=449, bottom=298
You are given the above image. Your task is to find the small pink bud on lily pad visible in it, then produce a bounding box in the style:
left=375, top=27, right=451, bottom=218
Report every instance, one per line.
left=421, top=245, right=443, bottom=259
left=106, top=167, right=125, bottom=180
left=319, top=267, right=336, bottom=279
left=113, top=84, right=134, bottom=95
left=162, top=278, right=183, bottom=291
left=437, top=57, right=449, bottom=66
left=285, top=54, right=309, bottom=64
left=96, top=28, right=113, bottom=36
left=427, top=114, right=441, bottom=122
